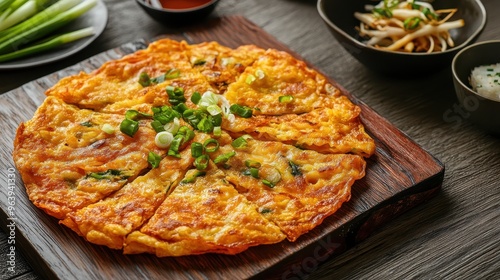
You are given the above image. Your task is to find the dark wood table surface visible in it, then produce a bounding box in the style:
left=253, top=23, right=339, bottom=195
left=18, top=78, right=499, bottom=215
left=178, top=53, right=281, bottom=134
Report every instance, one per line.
left=1, top=0, right=499, bottom=279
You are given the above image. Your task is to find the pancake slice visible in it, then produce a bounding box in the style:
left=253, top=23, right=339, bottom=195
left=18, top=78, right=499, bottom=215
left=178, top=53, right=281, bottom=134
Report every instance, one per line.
left=223, top=105, right=375, bottom=157
left=208, top=135, right=366, bottom=241
left=13, top=96, right=162, bottom=219
left=45, top=39, right=216, bottom=114
left=60, top=147, right=196, bottom=249
left=223, top=48, right=341, bottom=116
left=124, top=165, right=286, bottom=256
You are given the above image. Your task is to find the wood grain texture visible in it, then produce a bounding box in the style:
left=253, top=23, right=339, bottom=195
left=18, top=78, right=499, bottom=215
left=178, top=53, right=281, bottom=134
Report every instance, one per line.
left=1, top=0, right=499, bottom=279
left=0, top=15, right=444, bottom=280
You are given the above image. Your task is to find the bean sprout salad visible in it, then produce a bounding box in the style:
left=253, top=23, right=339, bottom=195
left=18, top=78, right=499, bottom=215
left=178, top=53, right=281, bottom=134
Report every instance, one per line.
left=354, top=0, right=464, bottom=53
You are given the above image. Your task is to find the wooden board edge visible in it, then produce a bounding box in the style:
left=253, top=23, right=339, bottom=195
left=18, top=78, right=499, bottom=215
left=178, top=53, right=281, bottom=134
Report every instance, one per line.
left=253, top=169, right=444, bottom=279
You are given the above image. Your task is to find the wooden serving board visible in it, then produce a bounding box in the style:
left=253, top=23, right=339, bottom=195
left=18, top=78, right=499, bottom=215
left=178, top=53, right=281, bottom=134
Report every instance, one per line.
left=0, top=16, right=444, bottom=280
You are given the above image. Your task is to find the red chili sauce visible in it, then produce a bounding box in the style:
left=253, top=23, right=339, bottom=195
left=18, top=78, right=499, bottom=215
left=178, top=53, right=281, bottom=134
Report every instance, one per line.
left=159, top=0, right=212, bottom=9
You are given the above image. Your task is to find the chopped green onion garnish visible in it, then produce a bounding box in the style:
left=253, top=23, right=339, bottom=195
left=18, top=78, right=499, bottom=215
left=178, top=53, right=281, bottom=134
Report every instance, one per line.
left=120, top=119, right=139, bottom=137
left=255, top=69, right=265, bottom=79
left=155, top=131, right=174, bottom=148
left=245, top=160, right=261, bottom=169
left=153, top=106, right=181, bottom=125
left=194, top=155, right=209, bottom=170
left=249, top=167, right=260, bottom=178
left=279, top=95, right=294, bottom=103
left=167, top=134, right=183, bottom=158
left=163, top=117, right=180, bottom=135
left=183, top=108, right=202, bottom=128
left=199, top=91, right=219, bottom=108
left=213, top=126, right=222, bottom=137
left=88, top=169, right=125, bottom=180
left=206, top=104, right=222, bottom=116
left=404, top=17, right=421, bottom=30
left=197, top=117, right=214, bottom=133
left=211, top=114, right=222, bottom=127
left=191, top=91, right=201, bottom=105
left=262, top=179, right=275, bottom=188
left=151, top=120, right=165, bottom=133
left=125, top=109, right=152, bottom=121
left=177, top=126, right=195, bottom=144
left=173, top=103, right=188, bottom=114
left=203, top=138, right=219, bottom=153
left=166, top=86, right=186, bottom=106
left=101, top=123, right=115, bottom=134
left=214, top=151, right=236, bottom=164
left=192, top=58, right=206, bottom=66
left=260, top=208, right=272, bottom=214
left=165, top=68, right=181, bottom=79
left=80, top=121, right=93, bottom=127
left=288, top=161, right=302, bottom=176
left=231, top=136, right=248, bottom=148
left=262, top=167, right=281, bottom=186
left=230, top=104, right=253, bottom=118
left=191, top=142, right=203, bottom=158
left=373, top=7, right=392, bottom=18
left=138, top=72, right=151, bottom=87
left=181, top=170, right=206, bottom=184
left=246, top=74, right=256, bottom=84
left=148, top=151, right=162, bottom=168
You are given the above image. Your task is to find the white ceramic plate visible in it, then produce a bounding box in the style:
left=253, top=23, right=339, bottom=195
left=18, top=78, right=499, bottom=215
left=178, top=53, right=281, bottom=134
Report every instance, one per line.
left=0, top=0, right=108, bottom=70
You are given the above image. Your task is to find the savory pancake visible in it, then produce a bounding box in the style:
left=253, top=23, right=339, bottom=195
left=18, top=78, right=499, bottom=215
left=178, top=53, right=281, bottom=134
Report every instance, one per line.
left=12, top=38, right=375, bottom=256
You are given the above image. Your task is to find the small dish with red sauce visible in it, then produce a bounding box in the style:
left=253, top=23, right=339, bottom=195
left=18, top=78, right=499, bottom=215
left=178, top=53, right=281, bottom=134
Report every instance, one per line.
left=136, top=0, right=219, bottom=25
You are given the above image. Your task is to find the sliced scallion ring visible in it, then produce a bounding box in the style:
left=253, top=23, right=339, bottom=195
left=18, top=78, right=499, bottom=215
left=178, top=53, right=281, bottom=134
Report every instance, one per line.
left=165, top=68, right=181, bottom=79
left=155, top=131, right=174, bottom=148
left=194, top=155, right=209, bottom=170
left=203, top=138, right=219, bottom=153
left=164, top=117, right=180, bottom=135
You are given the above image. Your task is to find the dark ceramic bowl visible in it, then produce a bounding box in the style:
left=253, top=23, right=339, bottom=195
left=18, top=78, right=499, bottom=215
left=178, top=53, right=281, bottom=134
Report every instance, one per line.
left=317, top=0, right=486, bottom=75
left=136, top=0, right=219, bottom=25
left=452, top=40, right=500, bottom=135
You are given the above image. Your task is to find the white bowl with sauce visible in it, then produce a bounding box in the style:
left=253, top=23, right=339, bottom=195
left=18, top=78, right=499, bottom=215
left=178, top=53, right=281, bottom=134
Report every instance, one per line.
left=136, top=0, right=220, bottom=25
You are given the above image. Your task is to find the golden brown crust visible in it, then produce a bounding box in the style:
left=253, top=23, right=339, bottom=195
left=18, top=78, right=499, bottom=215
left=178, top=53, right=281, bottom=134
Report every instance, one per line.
left=12, top=38, right=375, bottom=256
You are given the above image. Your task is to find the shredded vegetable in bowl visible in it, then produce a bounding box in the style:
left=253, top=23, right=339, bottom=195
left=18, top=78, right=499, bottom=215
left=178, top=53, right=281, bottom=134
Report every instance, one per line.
left=355, top=0, right=464, bottom=53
